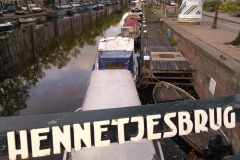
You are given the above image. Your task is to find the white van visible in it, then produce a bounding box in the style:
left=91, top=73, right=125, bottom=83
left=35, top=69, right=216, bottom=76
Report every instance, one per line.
left=28, top=4, right=41, bottom=13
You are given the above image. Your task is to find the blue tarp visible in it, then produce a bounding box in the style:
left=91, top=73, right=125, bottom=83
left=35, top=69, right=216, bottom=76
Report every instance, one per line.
left=98, top=51, right=133, bottom=71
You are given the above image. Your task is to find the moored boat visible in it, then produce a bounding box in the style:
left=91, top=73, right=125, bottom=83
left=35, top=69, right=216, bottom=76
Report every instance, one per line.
left=94, top=36, right=140, bottom=82
left=20, top=21, right=36, bottom=29
left=64, top=70, right=163, bottom=160
left=122, top=19, right=141, bottom=28
left=119, top=19, right=141, bottom=49
left=92, top=4, right=104, bottom=11
left=19, top=17, right=37, bottom=23
left=125, top=13, right=141, bottom=22
left=152, top=81, right=195, bottom=103
left=152, top=81, right=230, bottom=157
left=0, top=22, right=13, bottom=32
left=130, top=6, right=143, bottom=17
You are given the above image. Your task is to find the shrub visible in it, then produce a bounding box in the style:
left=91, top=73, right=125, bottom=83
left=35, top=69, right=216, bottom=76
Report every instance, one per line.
left=145, top=2, right=153, bottom=9
left=220, top=2, right=240, bottom=12
left=170, top=39, right=177, bottom=46
left=203, top=1, right=218, bottom=10
left=204, top=1, right=240, bottom=12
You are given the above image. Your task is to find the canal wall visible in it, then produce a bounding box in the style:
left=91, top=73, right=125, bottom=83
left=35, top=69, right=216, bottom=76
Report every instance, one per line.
left=0, top=3, right=123, bottom=77
left=161, top=21, right=240, bottom=99
left=160, top=18, right=240, bottom=155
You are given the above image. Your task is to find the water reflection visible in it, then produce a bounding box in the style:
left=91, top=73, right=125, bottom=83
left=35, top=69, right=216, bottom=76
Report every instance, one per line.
left=0, top=7, right=130, bottom=117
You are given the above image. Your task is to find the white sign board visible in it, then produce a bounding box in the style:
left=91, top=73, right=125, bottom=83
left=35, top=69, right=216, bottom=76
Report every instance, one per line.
left=6, top=107, right=236, bottom=160
left=209, top=77, right=216, bottom=95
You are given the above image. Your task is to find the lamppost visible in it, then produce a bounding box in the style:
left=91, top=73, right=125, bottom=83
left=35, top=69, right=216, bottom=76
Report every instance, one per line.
left=211, top=0, right=220, bottom=29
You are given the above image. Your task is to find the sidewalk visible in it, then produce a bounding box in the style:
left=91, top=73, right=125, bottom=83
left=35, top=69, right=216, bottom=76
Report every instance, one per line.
left=153, top=7, right=240, bottom=62
left=203, top=11, right=240, bottom=24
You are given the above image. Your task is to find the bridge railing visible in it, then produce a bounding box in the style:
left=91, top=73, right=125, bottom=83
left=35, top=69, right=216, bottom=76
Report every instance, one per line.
left=0, top=94, right=240, bottom=159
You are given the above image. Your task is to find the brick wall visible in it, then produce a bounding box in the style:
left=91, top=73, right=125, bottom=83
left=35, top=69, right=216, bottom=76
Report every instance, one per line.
left=161, top=21, right=240, bottom=99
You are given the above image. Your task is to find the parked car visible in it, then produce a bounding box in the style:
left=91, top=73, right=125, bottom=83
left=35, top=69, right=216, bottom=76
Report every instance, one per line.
left=55, top=4, right=62, bottom=9
left=168, top=0, right=176, bottom=6
left=2, top=6, right=16, bottom=14
left=28, top=4, right=41, bottom=13
left=15, top=7, right=25, bottom=15
left=21, top=5, right=27, bottom=11
left=40, top=6, right=47, bottom=12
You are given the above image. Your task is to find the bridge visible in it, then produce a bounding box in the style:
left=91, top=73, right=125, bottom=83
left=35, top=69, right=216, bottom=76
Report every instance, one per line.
left=0, top=94, right=240, bottom=159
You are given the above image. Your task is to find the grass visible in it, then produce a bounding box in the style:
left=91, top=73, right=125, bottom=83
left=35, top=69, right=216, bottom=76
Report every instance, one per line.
left=170, top=39, right=177, bottom=46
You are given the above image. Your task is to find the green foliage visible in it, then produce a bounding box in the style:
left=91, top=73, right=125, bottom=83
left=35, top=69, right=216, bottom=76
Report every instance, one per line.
left=4, top=3, right=15, bottom=6
left=145, top=2, right=153, bottom=9
left=170, top=39, right=177, bottom=46
left=204, top=1, right=240, bottom=12
left=219, top=2, right=240, bottom=12
left=203, top=1, right=218, bottom=9
left=43, top=0, right=52, bottom=5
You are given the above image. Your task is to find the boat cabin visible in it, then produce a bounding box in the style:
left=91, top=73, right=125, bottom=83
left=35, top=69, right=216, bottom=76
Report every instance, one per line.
left=0, top=22, right=13, bottom=32
left=96, top=37, right=139, bottom=80
left=66, top=70, right=162, bottom=160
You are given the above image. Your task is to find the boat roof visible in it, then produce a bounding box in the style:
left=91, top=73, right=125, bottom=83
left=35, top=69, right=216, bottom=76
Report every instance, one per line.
left=123, top=19, right=141, bottom=27
left=125, top=14, right=141, bottom=21
left=0, top=22, right=12, bottom=26
left=98, top=36, right=134, bottom=52
left=72, top=70, right=156, bottom=160
left=71, top=139, right=156, bottom=160
left=82, top=70, right=141, bottom=111
left=99, top=50, right=132, bottom=58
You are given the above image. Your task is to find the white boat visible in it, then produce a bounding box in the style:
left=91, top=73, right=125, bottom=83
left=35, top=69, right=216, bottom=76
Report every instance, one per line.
left=94, top=36, right=139, bottom=82
left=64, top=70, right=164, bottom=160
left=20, top=22, right=36, bottom=29
left=19, top=17, right=37, bottom=23
left=92, top=4, right=104, bottom=11
left=0, top=22, right=13, bottom=32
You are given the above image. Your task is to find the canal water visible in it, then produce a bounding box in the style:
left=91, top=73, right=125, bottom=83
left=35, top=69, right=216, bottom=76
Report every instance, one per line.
left=0, top=4, right=197, bottom=160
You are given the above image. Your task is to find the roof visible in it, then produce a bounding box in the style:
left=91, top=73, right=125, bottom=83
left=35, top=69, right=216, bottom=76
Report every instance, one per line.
left=99, top=51, right=132, bottom=58
left=82, top=70, right=141, bottom=111
left=98, top=36, right=134, bottom=51
left=71, top=69, right=157, bottom=160
left=71, top=139, right=156, bottom=160
left=123, top=19, right=141, bottom=27
left=125, top=14, right=141, bottom=21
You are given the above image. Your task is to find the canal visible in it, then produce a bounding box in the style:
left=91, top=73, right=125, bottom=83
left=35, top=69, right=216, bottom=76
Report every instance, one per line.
left=0, top=6, right=131, bottom=117
left=0, top=3, right=196, bottom=160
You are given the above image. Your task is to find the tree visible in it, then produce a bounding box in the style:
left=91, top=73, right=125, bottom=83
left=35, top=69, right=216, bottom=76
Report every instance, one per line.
left=231, top=30, right=240, bottom=46
left=23, top=0, right=30, bottom=13
left=212, top=0, right=221, bottom=29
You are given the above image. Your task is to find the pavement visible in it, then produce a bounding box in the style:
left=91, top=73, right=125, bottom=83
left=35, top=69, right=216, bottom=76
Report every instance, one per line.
left=152, top=7, right=240, bottom=62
